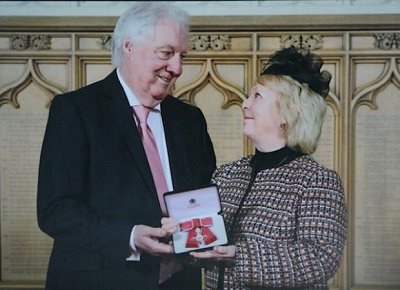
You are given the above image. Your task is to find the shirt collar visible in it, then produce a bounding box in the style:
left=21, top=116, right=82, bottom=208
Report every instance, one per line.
left=116, top=69, right=161, bottom=111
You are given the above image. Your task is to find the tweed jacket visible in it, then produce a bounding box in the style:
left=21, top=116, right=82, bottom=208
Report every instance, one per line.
left=205, top=155, right=347, bottom=290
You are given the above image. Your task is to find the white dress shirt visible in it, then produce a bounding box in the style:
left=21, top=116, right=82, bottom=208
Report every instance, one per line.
left=117, top=69, right=173, bottom=260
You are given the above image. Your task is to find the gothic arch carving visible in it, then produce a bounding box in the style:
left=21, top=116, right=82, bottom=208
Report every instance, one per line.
left=175, top=59, right=246, bottom=109
left=352, top=57, right=400, bottom=112
left=0, top=59, right=65, bottom=109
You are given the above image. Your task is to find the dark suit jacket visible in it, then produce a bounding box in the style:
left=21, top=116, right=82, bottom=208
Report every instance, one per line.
left=37, top=70, right=216, bottom=290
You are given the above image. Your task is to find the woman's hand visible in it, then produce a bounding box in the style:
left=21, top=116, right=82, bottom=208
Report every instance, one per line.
left=161, top=217, right=235, bottom=264
left=190, top=245, right=236, bottom=263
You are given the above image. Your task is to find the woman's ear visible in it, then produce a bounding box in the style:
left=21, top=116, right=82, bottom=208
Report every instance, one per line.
left=291, top=104, right=300, bottom=118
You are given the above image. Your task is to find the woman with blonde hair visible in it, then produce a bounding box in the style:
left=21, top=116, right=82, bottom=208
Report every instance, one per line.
left=165, top=46, right=347, bottom=290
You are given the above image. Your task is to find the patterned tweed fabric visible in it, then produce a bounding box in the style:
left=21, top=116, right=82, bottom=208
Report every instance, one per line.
left=204, top=155, right=347, bottom=290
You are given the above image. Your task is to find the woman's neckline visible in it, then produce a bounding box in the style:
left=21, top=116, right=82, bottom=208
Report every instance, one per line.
left=250, top=146, right=304, bottom=172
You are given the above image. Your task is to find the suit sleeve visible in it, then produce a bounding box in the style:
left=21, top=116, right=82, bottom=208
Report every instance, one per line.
left=37, top=95, right=133, bottom=260
left=196, top=106, right=217, bottom=184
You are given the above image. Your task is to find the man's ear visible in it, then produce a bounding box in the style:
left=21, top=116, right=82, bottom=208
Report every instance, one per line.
left=123, top=41, right=132, bottom=53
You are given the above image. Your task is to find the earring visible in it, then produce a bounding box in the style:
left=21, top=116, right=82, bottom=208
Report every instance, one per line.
left=279, top=123, right=286, bottom=130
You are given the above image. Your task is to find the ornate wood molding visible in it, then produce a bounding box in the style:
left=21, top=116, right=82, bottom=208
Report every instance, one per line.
left=10, top=34, right=51, bottom=50
left=0, top=13, right=400, bottom=290
left=281, top=34, right=322, bottom=51
left=189, top=34, right=231, bottom=51
left=101, top=34, right=112, bottom=51
left=374, top=32, right=400, bottom=50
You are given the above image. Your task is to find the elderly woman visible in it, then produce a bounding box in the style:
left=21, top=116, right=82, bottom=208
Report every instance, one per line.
left=163, top=47, right=347, bottom=290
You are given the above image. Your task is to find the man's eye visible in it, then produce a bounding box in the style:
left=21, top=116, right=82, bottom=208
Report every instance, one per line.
left=254, top=93, right=261, bottom=99
left=158, top=50, right=174, bottom=59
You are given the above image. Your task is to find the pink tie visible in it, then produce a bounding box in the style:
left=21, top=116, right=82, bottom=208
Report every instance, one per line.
left=133, top=105, right=181, bottom=284
left=133, top=105, right=168, bottom=215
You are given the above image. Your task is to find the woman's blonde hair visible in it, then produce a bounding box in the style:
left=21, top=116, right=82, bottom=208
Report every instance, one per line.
left=257, top=74, right=327, bottom=154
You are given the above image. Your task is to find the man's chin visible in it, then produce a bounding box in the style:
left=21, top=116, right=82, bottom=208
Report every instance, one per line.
left=152, top=88, right=172, bottom=100
left=152, top=94, right=168, bottom=101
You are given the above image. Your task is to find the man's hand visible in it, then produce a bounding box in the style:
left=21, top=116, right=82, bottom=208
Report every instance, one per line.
left=161, top=217, right=179, bottom=235
left=134, top=224, right=174, bottom=256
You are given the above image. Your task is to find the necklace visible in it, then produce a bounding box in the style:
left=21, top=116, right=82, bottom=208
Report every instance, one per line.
left=276, top=155, right=289, bottom=168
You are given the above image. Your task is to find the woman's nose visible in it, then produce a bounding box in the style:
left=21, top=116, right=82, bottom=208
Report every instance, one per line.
left=242, top=97, right=250, bottom=110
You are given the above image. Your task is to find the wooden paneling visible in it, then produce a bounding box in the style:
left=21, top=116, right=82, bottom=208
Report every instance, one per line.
left=0, top=15, right=399, bottom=290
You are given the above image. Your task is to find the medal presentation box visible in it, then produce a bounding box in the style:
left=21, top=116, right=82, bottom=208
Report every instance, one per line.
left=164, top=185, right=228, bottom=254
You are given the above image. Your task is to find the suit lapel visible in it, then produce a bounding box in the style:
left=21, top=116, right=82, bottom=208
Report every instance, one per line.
left=100, top=71, right=157, bottom=197
left=161, top=96, right=186, bottom=189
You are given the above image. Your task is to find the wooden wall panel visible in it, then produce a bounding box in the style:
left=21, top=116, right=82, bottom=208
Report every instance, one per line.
left=0, top=15, right=399, bottom=290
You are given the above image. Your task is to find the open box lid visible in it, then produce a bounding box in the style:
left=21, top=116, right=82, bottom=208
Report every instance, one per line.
left=164, top=184, right=221, bottom=220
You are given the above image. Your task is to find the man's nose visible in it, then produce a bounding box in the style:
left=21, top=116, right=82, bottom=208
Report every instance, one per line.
left=167, top=54, right=182, bottom=76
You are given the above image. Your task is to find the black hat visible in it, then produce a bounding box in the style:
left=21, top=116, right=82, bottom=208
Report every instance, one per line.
left=261, top=46, right=331, bottom=98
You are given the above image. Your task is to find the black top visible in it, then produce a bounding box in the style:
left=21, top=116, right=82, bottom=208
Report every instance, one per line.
left=250, top=146, right=304, bottom=173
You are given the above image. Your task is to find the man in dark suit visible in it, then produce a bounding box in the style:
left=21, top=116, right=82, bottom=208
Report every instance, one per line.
left=37, top=2, right=216, bottom=290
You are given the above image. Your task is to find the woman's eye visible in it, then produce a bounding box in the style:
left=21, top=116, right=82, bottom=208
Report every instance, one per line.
left=254, top=93, right=261, bottom=99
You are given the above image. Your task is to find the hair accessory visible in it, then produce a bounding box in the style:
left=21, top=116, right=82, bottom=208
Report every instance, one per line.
left=261, top=46, right=332, bottom=98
